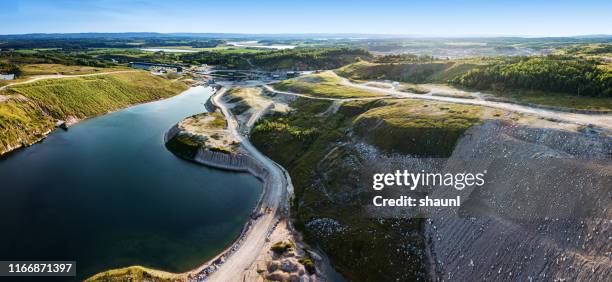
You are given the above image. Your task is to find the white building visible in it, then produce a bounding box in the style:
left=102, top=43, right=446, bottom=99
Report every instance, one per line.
left=0, top=74, right=15, bottom=80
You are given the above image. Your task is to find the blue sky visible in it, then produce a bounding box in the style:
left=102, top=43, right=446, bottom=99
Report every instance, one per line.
left=1, top=0, right=611, bottom=36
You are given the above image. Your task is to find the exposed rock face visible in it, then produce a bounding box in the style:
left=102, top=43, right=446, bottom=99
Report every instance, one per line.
left=426, top=120, right=612, bottom=281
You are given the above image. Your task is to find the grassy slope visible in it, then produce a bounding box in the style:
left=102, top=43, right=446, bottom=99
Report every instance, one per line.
left=0, top=71, right=187, bottom=154
left=487, top=89, right=612, bottom=111
left=0, top=63, right=130, bottom=88
left=0, top=97, right=54, bottom=153
left=20, top=63, right=129, bottom=76
left=10, top=71, right=187, bottom=119
left=353, top=99, right=482, bottom=157
left=336, top=60, right=481, bottom=84
left=273, top=71, right=384, bottom=98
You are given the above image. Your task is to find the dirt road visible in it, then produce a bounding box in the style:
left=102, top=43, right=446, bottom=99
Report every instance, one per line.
left=203, top=88, right=290, bottom=282
left=340, top=78, right=612, bottom=130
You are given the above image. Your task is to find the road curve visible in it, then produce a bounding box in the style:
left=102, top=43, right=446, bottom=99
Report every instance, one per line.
left=0, top=70, right=138, bottom=91
left=205, top=88, right=289, bottom=281
left=340, top=79, right=612, bottom=130
left=264, top=81, right=612, bottom=130
left=262, top=84, right=388, bottom=102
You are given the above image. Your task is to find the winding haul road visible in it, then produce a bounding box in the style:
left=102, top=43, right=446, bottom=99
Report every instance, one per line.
left=203, top=76, right=611, bottom=280
left=263, top=79, right=612, bottom=131
left=340, top=78, right=612, bottom=130
left=203, top=88, right=289, bottom=282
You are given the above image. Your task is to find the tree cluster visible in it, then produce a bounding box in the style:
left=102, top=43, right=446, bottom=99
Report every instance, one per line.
left=453, top=56, right=612, bottom=97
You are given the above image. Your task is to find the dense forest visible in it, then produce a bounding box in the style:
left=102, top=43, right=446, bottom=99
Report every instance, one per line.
left=1, top=47, right=372, bottom=72
left=181, top=48, right=372, bottom=70
left=1, top=50, right=112, bottom=68
left=452, top=56, right=612, bottom=97
left=371, top=54, right=435, bottom=63
left=0, top=62, right=21, bottom=76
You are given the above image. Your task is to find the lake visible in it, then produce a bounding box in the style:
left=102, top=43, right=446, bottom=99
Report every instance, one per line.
left=0, top=86, right=261, bottom=280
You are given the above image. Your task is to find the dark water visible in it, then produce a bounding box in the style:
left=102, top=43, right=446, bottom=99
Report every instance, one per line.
left=0, top=86, right=261, bottom=280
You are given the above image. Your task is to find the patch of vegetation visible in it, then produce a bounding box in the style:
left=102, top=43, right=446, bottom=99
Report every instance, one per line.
left=226, top=96, right=244, bottom=103
left=208, top=111, right=227, bottom=129
left=273, top=71, right=384, bottom=98
left=181, top=47, right=372, bottom=70
left=452, top=55, right=612, bottom=97
left=0, top=62, right=22, bottom=76
left=353, top=99, right=483, bottom=157
left=371, top=54, right=435, bottom=64
left=1, top=49, right=116, bottom=67
left=19, top=64, right=128, bottom=76
left=209, top=146, right=232, bottom=154
left=0, top=95, right=54, bottom=153
left=270, top=241, right=294, bottom=254
left=562, top=43, right=612, bottom=58
left=298, top=258, right=316, bottom=274
left=490, top=89, right=612, bottom=111
left=396, top=83, right=430, bottom=94
left=336, top=60, right=482, bottom=84
left=165, top=134, right=200, bottom=159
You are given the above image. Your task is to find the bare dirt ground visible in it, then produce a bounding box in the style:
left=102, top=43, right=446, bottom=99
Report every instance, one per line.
left=177, top=111, right=239, bottom=152
left=244, top=220, right=318, bottom=281
left=222, top=86, right=292, bottom=134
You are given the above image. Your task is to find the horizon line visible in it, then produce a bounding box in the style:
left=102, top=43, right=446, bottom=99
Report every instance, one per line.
left=1, top=32, right=611, bottom=39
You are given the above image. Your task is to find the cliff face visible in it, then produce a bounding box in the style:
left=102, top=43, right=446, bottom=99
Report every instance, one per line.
left=426, top=120, right=612, bottom=281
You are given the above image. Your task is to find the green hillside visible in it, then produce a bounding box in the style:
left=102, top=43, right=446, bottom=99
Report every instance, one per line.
left=0, top=71, right=188, bottom=154
left=336, top=60, right=481, bottom=83
left=272, top=71, right=384, bottom=98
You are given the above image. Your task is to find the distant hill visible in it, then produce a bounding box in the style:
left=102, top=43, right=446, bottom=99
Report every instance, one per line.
left=1, top=33, right=610, bottom=41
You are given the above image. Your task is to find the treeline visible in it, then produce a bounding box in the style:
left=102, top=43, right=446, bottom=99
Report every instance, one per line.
left=250, top=48, right=372, bottom=70
left=372, top=54, right=434, bottom=63
left=452, top=56, right=612, bottom=97
left=181, top=48, right=372, bottom=70
left=0, top=62, right=21, bottom=76
left=180, top=51, right=251, bottom=69
left=1, top=50, right=112, bottom=68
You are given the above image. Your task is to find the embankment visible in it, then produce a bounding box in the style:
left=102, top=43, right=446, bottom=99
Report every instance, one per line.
left=164, top=124, right=269, bottom=181
left=0, top=71, right=188, bottom=156
left=164, top=116, right=275, bottom=281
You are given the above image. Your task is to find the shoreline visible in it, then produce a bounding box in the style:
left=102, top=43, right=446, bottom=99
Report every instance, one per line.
left=85, top=84, right=328, bottom=281
left=165, top=87, right=282, bottom=280
left=0, top=83, right=191, bottom=158
left=89, top=86, right=290, bottom=281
